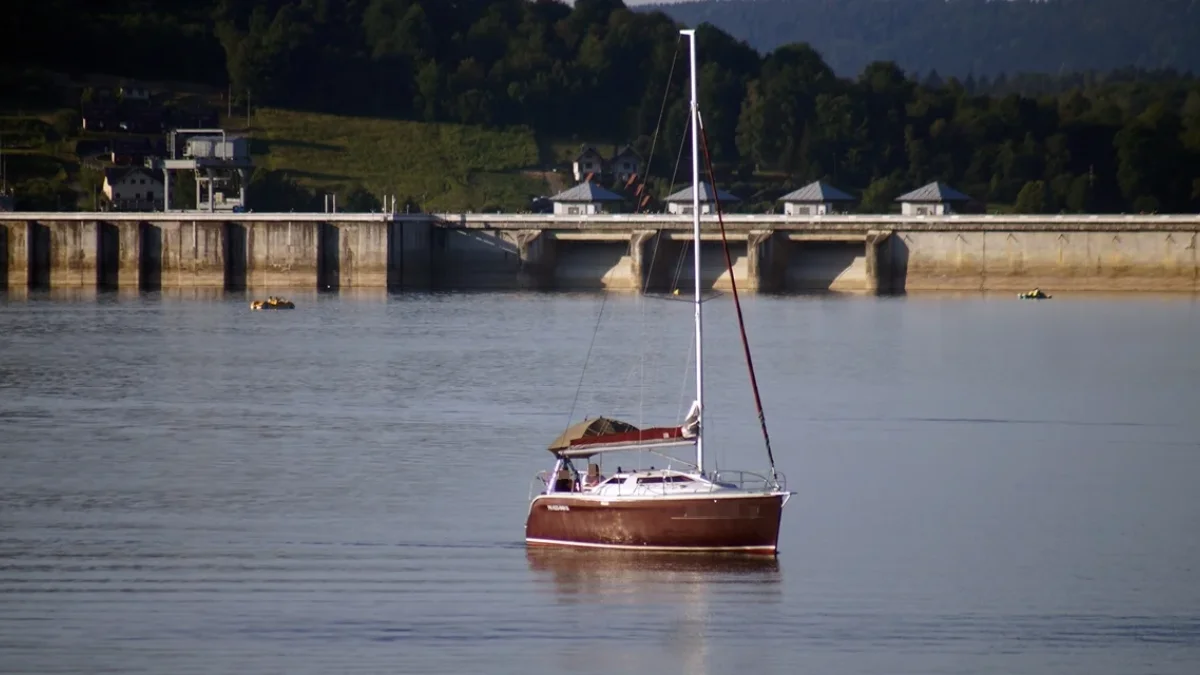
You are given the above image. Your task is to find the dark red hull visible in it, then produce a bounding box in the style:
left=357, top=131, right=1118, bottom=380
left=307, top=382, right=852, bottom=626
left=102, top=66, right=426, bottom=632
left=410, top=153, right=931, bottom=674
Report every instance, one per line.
left=525, top=492, right=787, bottom=554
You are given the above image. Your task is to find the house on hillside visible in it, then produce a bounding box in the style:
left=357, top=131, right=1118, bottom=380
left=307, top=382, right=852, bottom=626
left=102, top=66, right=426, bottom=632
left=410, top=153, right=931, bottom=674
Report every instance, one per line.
left=549, top=182, right=626, bottom=215
left=664, top=181, right=741, bottom=215
left=569, top=144, right=643, bottom=184
left=896, top=181, right=971, bottom=215
left=102, top=167, right=163, bottom=211
left=778, top=181, right=855, bottom=215
left=572, top=146, right=606, bottom=183
left=610, top=145, right=642, bottom=183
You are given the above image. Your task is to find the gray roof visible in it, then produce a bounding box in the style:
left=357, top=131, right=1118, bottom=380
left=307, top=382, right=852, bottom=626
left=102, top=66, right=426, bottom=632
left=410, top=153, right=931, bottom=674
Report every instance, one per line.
left=550, top=182, right=625, bottom=203
left=895, top=181, right=970, bottom=203
left=664, top=182, right=741, bottom=203
left=778, top=181, right=854, bottom=203
left=574, top=145, right=603, bottom=161
left=613, top=144, right=640, bottom=160
left=103, top=167, right=162, bottom=184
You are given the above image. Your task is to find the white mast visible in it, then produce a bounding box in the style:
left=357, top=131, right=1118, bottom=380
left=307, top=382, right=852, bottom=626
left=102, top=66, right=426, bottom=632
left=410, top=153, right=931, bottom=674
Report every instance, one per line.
left=681, top=28, right=704, bottom=474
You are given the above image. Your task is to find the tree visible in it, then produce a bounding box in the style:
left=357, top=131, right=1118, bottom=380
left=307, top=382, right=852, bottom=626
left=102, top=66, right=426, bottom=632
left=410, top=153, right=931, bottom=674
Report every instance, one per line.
left=1065, top=174, right=1094, bottom=212
left=341, top=184, right=382, bottom=212
left=1014, top=180, right=1047, bottom=213
left=859, top=175, right=902, bottom=213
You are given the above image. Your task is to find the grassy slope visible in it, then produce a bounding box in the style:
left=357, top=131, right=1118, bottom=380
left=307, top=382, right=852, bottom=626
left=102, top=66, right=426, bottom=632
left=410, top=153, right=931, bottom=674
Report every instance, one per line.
left=248, top=108, right=549, bottom=212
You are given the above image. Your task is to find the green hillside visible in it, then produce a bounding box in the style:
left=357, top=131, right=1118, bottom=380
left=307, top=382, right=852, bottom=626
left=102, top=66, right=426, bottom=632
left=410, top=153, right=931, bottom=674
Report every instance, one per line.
left=250, top=109, right=546, bottom=212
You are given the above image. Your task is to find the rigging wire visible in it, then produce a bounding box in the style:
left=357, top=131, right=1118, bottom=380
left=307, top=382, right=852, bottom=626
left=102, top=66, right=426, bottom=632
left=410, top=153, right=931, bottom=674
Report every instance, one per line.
left=696, top=111, right=780, bottom=485
left=658, top=112, right=693, bottom=295
left=630, top=39, right=684, bottom=432
left=633, top=37, right=682, bottom=216
left=563, top=292, right=609, bottom=432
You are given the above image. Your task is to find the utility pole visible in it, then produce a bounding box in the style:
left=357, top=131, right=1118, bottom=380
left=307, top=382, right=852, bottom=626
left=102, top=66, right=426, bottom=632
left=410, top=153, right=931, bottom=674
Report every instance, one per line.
left=228, top=85, right=232, bottom=120
left=246, top=89, right=251, bottom=129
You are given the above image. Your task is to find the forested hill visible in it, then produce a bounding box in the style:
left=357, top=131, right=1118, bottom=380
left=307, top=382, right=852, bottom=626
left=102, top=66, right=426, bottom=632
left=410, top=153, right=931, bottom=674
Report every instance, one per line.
left=3, top=0, right=1200, bottom=214
left=643, top=0, right=1200, bottom=78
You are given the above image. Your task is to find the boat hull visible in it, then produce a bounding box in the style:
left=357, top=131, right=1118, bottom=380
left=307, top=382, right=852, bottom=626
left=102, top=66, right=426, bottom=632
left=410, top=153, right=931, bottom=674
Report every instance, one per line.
left=525, top=492, right=787, bottom=555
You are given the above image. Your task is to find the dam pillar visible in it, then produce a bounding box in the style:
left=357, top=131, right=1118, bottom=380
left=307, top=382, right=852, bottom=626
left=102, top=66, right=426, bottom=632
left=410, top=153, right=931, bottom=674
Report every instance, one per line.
left=112, top=221, right=143, bottom=289
left=864, top=230, right=893, bottom=293
left=509, top=230, right=556, bottom=289
left=2, top=220, right=30, bottom=288
left=247, top=221, right=320, bottom=289
left=45, top=220, right=99, bottom=288
left=156, top=220, right=227, bottom=288
left=630, top=230, right=660, bottom=292
left=332, top=220, right=388, bottom=288
left=747, top=230, right=789, bottom=292
left=631, top=229, right=685, bottom=293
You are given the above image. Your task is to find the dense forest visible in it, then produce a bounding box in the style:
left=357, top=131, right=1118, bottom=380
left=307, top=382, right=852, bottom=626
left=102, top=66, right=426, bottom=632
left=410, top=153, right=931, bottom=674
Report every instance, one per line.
left=3, top=0, right=1200, bottom=212
left=646, top=0, right=1200, bottom=79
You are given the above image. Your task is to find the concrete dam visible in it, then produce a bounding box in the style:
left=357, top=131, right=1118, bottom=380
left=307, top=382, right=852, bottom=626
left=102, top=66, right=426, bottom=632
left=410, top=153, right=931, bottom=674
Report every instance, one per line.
left=2, top=213, right=1199, bottom=293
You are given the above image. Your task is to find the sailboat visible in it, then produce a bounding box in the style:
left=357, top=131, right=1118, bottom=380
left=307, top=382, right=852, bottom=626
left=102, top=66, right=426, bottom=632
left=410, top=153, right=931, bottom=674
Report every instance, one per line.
left=523, top=29, right=793, bottom=555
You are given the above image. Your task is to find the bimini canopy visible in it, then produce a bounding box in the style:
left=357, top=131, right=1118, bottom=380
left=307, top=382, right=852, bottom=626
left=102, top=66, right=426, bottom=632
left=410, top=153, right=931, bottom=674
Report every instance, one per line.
left=547, top=416, right=694, bottom=458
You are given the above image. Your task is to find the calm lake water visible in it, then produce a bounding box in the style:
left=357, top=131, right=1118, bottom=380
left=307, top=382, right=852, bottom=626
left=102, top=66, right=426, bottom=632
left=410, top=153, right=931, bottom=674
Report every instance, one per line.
left=1, top=289, right=1198, bottom=675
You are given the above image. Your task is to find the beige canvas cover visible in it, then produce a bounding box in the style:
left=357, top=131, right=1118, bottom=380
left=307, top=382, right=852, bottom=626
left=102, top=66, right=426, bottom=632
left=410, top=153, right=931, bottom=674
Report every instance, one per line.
left=548, top=417, right=640, bottom=452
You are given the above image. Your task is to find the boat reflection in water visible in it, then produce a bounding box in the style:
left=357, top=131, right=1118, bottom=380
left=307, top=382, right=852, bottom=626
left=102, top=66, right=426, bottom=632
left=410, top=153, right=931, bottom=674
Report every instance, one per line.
left=526, top=548, right=782, bottom=592
left=526, top=549, right=782, bottom=674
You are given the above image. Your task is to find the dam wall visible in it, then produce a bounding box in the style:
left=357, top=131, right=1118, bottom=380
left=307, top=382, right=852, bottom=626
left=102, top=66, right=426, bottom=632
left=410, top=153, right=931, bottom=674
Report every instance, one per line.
left=1, top=213, right=1197, bottom=293
left=891, top=230, right=1200, bottom=292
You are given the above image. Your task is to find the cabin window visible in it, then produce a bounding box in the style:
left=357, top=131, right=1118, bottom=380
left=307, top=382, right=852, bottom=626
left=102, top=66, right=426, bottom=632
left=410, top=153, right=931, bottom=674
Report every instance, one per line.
left=637, top=475, right=693, bottom=484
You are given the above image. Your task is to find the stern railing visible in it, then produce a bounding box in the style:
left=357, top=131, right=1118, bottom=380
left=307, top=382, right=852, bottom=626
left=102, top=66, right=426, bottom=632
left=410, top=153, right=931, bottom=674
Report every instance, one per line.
left=710, top=470, right=787, bottom=493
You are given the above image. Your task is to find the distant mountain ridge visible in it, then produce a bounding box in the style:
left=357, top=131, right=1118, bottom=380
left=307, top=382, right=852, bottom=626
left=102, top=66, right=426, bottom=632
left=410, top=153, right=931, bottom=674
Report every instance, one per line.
left=640, top=0, right=1200, bottom=77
